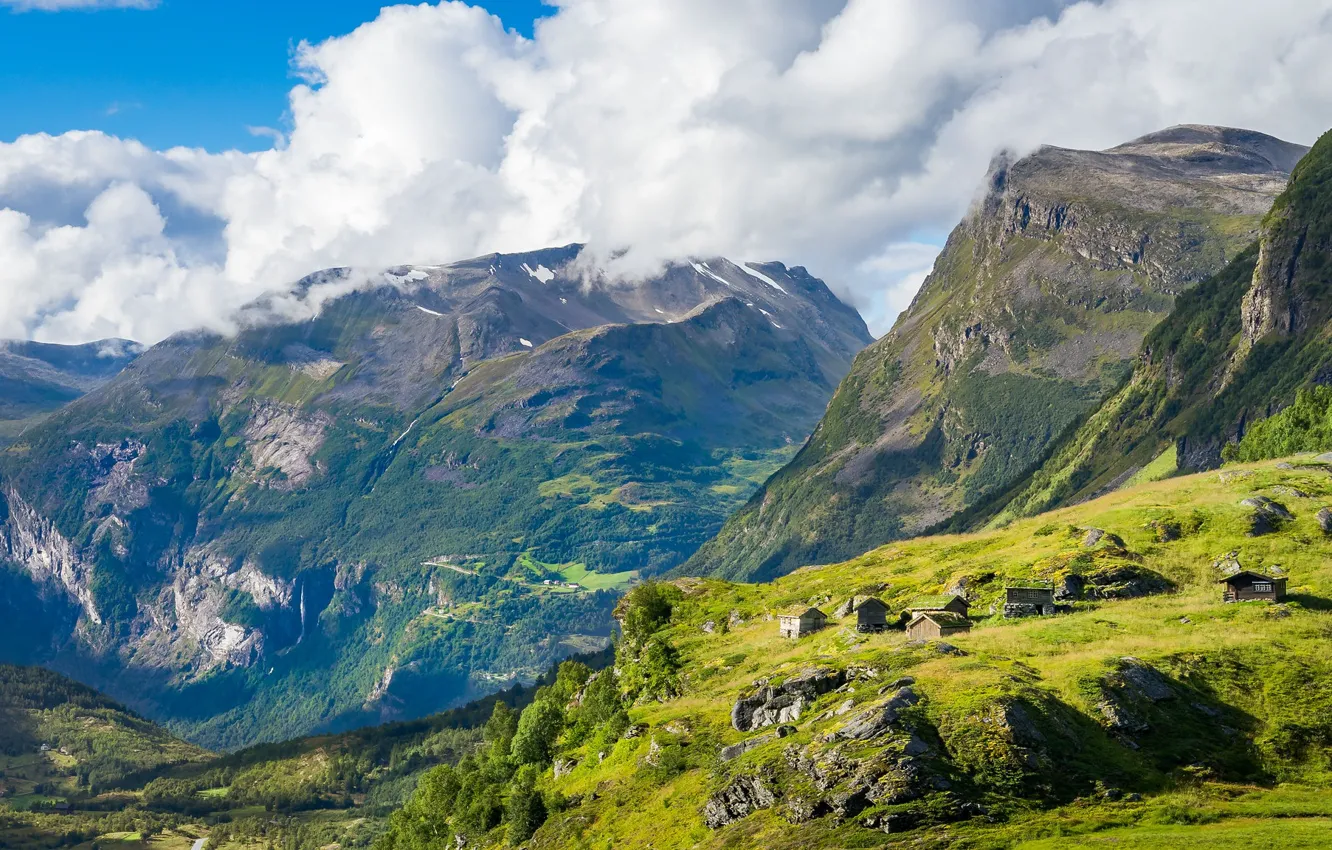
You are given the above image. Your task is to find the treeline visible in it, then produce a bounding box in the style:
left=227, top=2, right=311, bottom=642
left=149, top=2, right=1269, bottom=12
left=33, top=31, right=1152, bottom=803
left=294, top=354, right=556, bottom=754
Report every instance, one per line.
left=375, top=582, right=682, bottom=848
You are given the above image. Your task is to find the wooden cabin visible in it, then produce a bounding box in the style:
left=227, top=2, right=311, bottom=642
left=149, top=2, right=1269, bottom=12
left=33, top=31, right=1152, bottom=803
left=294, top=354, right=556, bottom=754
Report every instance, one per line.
left=854, top=598, right=890, bottom=633
left=778, top=607, right=827, bottom=639
left=1003, top=583, right=1056, bottom=617
left=907, top=593, right=969, bottom=618
left=906, top=610, right=971, bottom=641
left=1219, top=571, right=1286, bottom=603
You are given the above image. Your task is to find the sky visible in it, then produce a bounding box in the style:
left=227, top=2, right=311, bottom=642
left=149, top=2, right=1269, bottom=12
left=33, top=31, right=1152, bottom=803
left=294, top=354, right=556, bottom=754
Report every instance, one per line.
left=0, top=0, right=553, bottom=151
left=2, top=0, right=1332, bottom=345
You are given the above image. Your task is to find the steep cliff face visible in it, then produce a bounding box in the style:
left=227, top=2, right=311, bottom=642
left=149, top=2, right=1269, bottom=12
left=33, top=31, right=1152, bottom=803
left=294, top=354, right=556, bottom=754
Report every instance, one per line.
left=687, top=125, right=1306, bottom=582
left=993, top=127, right=1332, bottom=523
left=0, top=246, right=870, bottom=748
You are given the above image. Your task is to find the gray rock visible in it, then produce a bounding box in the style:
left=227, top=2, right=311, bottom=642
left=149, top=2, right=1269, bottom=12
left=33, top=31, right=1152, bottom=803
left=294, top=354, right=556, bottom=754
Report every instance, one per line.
left=1096, top=697, right=1148, bottom=733
left=1082, top=527, right=1107, bottom=548
left=1119, top=658, right=1175, bottom=702
left=836, top=687, right=918, bottom=741
left=1272, top=485, right=1308, bottom=498
left=701, top=619, right=716, bottom=634
left=1318, top=507, right=1332, bottom=534
left=553, top=757, right=578, bottom=778
left=1055, top=573, right=1085, bottom=602
left=1276, top=461, right=1295, bottom=470
left=703, top=775, right=777, bottom=829
left=731, top=667, right=846, bottom=731
left=728, top=609, right=745, bottom=627
left=719, top=731, right=777, bottom=762
left=1241, top=496, right=1293, bottom=536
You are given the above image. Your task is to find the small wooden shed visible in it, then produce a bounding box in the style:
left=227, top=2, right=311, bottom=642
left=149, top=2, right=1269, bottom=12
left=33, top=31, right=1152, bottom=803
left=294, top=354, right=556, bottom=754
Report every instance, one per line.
left=854, top=598, right=891, bottom=633
left=906, top=610, right=971, bottom=641
left=778, top=607, right=827, bottom=639
left=1219, top=571, right=1286, bottom=603
left=1004, top=583, right=1056, bottom=616
left=907, top=593, right=969, bottom=618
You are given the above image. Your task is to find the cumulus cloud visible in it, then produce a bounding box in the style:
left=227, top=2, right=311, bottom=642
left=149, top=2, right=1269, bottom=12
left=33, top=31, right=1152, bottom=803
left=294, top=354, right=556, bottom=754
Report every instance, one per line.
left=2, top=0, right=157, bottom=10
left=3, top=0, right=1332, bottom=344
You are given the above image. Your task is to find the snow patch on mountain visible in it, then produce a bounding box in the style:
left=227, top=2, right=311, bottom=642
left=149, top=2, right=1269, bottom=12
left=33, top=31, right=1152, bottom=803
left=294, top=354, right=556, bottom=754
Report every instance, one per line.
left=522, top=263, right=555, bottom=283
left=730, top=260, right=786, bottom=293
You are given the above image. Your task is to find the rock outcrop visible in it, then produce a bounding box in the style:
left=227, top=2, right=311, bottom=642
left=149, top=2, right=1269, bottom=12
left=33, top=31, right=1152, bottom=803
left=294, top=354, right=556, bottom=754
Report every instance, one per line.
left=731, top=668, right=846, bottom=732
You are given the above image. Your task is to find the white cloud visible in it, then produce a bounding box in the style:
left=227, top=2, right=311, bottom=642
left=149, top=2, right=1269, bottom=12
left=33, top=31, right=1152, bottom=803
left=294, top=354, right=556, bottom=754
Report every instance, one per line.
left=3, top=0, right=1332, bottom=344
left=2, top=0, right=157, bottom=10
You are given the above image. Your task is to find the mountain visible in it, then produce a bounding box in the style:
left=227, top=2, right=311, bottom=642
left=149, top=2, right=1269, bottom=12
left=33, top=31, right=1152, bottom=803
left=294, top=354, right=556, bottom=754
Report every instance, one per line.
left=375, top=455, right=1332, bottom=849
left=686, top=125, right=1308, bottom=582
left=993, top=127, right=1332, bottom=523
left=0, top=246, right=871, bottom=749
left=0, top=339, right=143, bottom=442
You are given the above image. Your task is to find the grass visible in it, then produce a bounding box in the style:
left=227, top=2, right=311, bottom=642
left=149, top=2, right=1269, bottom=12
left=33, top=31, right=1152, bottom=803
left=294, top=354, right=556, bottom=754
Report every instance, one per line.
left=505, top=456, right=1332, bottom=848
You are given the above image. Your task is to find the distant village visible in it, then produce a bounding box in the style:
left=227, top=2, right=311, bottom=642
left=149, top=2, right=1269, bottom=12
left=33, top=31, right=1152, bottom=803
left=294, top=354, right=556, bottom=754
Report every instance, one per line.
left=776, top=568, right=1289, bottom=641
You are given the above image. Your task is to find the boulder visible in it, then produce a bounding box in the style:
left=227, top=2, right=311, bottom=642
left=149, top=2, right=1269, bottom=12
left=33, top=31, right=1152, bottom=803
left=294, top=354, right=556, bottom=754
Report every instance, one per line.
left=703, top=775, right=777, bottom=829
left=553, top=757, right=578, bottom=778
left=835, top=687, right=918, bottom=741
left=1241, top=496, right=1293, bottom=536
left=701, top=620, right=716, bottom=634
left=1055, top=574, right=1085, bottom=602
left=731, top=667, right=846, bottom=731
left=1318, top=507, right=1332, bottom=534
left=1118, top=658, right=1174, bottom=702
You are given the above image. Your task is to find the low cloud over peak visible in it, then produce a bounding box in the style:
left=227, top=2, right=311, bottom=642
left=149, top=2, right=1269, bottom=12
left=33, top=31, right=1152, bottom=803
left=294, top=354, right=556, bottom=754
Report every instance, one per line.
left=3, top=0, right=1331, bottom=344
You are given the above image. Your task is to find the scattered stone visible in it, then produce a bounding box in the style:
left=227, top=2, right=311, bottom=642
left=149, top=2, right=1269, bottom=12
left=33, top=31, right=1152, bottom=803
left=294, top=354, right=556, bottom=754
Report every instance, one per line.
left=1179, top=616, right=1191, bottom=624
left=622, top=723, right=647, bottom=740
left=553, top=757, right=578, bottom=778
left=1213, top=551, right=1242, bottom=575
left=1219, top=470, right=1254, bottom=483
left=1272, top=485, right=1308, bottom=499
left=934, top=642, right=966, bottom=656
left=834, top=698, right=856, bottom=717
left=663, top=719, right=690, bottom=735
left=1318, top=507, right=1332, bottom=534
left=833, top=597, right=856, bottom=618
left=728, top=609, right=745, bottom=628
left=862, top=811, right=920, bottom=834
left=701, top=620, right=716, bottom=634
left=703, top=775, right=777, bottom=828
left=1276, top=461, right=1295, bottom=470
left=1123, top=792, right=1143, bottom=803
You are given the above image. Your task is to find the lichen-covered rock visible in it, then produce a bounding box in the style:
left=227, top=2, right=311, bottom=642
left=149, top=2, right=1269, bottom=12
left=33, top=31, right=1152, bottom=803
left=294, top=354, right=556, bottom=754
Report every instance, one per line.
left=1241, top=496, right=1293, bottom=535
left=731, top=667, right=846, bottom=731
left=834, top=687, right=918, bottom=741
left=703, top=774, right=777, bottom=828
left=553, top=757, right=577, bottom=778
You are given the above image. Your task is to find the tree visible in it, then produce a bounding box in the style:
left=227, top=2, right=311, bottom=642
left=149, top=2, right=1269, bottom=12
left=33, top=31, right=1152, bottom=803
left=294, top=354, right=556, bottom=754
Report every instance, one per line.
left=510, top=699, right=564, bottom=767
left=618, top=582, right=675, bottom=649
left=506, top=765, right=547, bottom=846
left=484, top=702, right=519, bottom=757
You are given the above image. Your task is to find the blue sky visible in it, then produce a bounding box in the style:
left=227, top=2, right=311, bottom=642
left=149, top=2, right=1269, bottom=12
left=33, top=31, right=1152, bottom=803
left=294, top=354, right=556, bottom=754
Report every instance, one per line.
left=0, top=0, right=551, bottom=151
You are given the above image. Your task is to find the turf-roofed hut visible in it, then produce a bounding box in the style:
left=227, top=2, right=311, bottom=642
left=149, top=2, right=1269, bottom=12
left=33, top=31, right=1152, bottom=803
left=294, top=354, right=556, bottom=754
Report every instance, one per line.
left=907, top=593, right=970, bottom=618
left=906, top=610, right=971, bottom=641
left=778, top=607, right=827, bottom=639
left=1219, top=571, right=1287, bottom=603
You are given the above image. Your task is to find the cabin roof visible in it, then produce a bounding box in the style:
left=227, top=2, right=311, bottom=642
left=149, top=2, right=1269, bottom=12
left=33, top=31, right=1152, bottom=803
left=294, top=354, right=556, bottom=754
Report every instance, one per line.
left=910, top=594, right=965, bottom=610
left=1217, top=570, right=1280, bottom=584
left=854, top=597, right=889, bottom=613
left=779, top=606, right=826, bottom=619
left=908, top=610, right=969, bottom=628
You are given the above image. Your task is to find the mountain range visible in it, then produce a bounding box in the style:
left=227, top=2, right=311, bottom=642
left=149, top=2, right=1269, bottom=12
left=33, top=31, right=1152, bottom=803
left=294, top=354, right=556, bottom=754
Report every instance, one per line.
left=0, top=247, right=870, bottom=748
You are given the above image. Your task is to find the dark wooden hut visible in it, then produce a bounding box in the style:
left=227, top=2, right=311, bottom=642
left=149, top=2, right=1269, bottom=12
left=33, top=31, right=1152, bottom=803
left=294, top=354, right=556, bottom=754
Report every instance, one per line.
left=907, top=593, right=969, bottom=618
left=854, top=598, right=890, bottom=633
left=1219, top=571, right=1286, bottom=603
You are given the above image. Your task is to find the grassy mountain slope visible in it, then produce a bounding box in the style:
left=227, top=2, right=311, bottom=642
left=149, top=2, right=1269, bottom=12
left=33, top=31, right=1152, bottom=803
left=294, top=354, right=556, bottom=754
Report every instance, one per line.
left=381, top=456, right=1332, bottom=849
left=687, top=126, right=1306, bottom=582
left=0, top=248, right=870, bottom=749
left=0, top=340, right=142, bottom=443
left=0, top=665, right=209, bottom=805
left=993, top=127, right=1332, bottom=524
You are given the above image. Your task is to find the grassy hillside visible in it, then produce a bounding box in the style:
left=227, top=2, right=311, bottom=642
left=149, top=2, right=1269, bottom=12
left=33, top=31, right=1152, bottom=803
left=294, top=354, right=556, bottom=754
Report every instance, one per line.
left=379, top=456, right=1332, bottom=848
left=0, top=665, right=210, bottom=808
